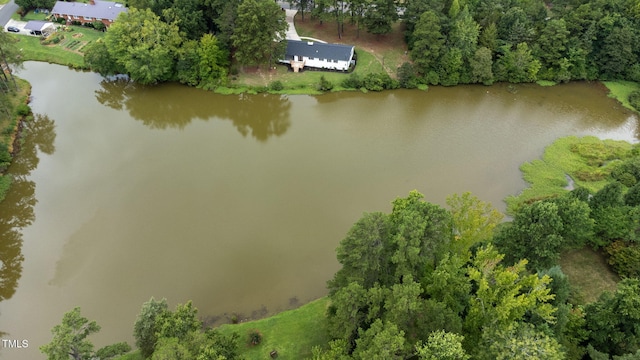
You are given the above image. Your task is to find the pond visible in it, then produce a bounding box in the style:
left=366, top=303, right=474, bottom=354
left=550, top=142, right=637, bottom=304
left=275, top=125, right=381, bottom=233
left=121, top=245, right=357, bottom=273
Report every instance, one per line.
left=0, top=62, right=637, bottom=359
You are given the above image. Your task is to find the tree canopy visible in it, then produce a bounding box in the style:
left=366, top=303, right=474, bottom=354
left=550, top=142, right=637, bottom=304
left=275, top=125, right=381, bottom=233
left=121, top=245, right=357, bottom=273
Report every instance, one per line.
left=40, top=307, right=130, bottom=360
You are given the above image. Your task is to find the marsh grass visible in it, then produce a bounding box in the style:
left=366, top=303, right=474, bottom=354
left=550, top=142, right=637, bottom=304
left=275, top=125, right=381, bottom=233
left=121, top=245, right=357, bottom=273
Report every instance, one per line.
left=505, top=136, right=633, bottom=213
left=217, top=297, right=329, bottom=360
left=603, top=80, right=640, bottom=112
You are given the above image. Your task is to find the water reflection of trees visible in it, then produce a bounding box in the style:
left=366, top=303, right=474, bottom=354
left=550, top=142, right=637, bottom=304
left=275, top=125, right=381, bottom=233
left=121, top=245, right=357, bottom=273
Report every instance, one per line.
left=95, top=79, right=292, bottom=142
left=0, top=114, right=56, bottom=329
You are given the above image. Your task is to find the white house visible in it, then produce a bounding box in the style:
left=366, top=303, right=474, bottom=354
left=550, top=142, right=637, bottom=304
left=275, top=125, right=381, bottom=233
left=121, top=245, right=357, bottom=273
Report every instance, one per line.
left=280, top=40, right=355, bottom=72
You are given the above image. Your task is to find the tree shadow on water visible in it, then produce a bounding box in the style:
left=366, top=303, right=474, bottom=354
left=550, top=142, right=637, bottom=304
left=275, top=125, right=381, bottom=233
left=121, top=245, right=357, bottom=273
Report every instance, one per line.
left=0, top=114, right=56, bottom=334
left=95, top=79, right=292, bottom=142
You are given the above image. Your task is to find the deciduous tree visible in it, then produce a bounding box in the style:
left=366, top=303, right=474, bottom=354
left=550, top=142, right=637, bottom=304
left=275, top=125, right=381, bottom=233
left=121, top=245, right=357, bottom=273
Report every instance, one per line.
left=585, top=278, right=640, bottom=356
left=415, top=330, right=469, bottom=360
left=40, top=307, right=130, bottom=360
left=480, top=322, right=565, bottom=360
left=464, top=245, right=556, bottom=347
left=353, top=319, right=407, bottom=360
left=104, top=8, right=183, bottom=84
left=446, top=192, right=502, bottom=258
left=494, top=201, right=564, bottom=270
left=232, top=0, right=287, bottom=68
left=133, top=297, right=170, bottom=358
left=362, top=0, right=398, bottom=35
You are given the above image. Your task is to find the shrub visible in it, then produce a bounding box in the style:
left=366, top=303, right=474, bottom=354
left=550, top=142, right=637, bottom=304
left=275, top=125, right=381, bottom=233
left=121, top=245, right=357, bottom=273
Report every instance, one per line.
left=397, top=62, right=418, bottom=89
left=253, top=86, right=268, bottom=93
left=363, top=73, right=385, bottom=91
left=573, top=169, right=608, bottom=182
left=341, top=73, right=362, bottom=89
left=318, top=75, right=333, bottom=92
left=611, top=158, right=640, bottom=186
left=629, top=90, right=640, bottom=112
left=606, top=240, right=640, bottom=278
left=0, top=143, right=11, bottom=172
left=248, top=329, right=262, bottom=346
left=56, top=17, right=66, bottom=24
left=269, top=80, right=284, bottom=91
left=362, top=73, right=398, bottom=91
left=92, top=21, right=106, bottom=31
left=15, top=104, right=30, bottom=116
left=617, top=172, right=637, bottom=187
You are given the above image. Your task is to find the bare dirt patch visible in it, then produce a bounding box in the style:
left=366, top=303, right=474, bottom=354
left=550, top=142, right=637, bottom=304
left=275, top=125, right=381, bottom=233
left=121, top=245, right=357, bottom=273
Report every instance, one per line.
left=294, top=14, right=409, bottom=73
left=72, top=33, right=83, bottom=38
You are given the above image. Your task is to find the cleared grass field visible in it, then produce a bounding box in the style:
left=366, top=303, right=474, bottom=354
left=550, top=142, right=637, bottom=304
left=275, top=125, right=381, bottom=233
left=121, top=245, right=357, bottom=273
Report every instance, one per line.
left=217, top=297, right=330, bottom=360
left=559, top=248, right=619, bottom=304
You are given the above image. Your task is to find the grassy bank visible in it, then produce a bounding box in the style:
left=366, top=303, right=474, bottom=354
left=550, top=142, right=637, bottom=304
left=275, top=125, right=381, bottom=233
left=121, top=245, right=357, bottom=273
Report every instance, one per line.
left=603, top=80, right=640, bottom=112
left=0, top=78, right=31, bottom=203
left=217, top=297, right=329, bottom=360
left=505, top=136, right=634, bottom=213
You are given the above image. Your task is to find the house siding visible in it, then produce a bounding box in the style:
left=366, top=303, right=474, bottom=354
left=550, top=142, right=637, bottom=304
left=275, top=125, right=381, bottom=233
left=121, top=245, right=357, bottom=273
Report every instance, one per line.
left=280, top=40, right=355, bottom=72
left=51, top=1, right=126, bottom=28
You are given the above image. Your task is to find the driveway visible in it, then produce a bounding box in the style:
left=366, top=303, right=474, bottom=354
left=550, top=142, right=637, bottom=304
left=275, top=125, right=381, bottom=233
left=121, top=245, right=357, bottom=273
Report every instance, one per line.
left=284, top=9, right=300, bottom=41
left=4, top=18, right=28, bottom=34
left=0, top=0, right=18, bottom=27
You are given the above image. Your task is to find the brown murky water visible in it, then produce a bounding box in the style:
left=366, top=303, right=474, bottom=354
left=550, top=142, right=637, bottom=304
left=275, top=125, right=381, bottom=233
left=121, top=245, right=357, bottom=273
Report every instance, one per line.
left=0, top=62, right=637, bottom=358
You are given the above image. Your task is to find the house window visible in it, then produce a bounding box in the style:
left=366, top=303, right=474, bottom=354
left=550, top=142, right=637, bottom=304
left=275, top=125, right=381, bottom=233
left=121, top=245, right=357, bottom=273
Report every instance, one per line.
left=96, top=18, right=102, bottom=21
left=73, top=15, right=79, bottom=19
left=85, top=16, right=93, bottom=21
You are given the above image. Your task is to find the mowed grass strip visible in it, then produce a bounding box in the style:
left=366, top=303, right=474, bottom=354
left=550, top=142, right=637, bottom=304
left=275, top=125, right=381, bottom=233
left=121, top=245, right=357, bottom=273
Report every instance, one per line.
left=505, top=135, right=634, bottom=213
left=217, top=297, right=330, bottom=360
left=559, top=248, right=619, bottom=304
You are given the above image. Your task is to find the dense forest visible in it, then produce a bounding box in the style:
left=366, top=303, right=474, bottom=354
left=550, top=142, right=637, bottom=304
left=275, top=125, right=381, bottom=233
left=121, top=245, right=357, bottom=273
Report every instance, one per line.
left=14, top=0, right=639, bottom=92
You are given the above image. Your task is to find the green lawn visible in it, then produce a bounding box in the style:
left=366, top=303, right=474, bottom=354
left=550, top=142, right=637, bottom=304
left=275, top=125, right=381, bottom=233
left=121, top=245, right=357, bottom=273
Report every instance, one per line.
left=505, top=136, right=634, bottom=213
left=11, top=26, right=104, bottom=68
left=603, top=80, right=640, bottom=112
left=217, top=297, right=330, bottom=360
left=11, top=11, right=48, bottom=21
left=227, top=47, right=388, bottom=94
left=226, top=65, right=350, bottom=95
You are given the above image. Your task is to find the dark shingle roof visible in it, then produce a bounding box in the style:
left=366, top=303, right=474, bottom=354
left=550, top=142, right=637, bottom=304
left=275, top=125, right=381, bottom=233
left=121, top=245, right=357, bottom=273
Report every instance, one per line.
left=25, top=20, right=54, bottom=31
left=284, top=40, right=354, bottom=62
left=51, top=0, right=127, bottom=21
